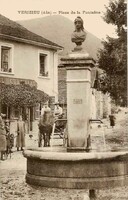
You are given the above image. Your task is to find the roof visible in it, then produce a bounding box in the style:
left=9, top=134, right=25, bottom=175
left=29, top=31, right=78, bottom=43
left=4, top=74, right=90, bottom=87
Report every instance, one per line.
left=0, top=14, right=63, bottom=50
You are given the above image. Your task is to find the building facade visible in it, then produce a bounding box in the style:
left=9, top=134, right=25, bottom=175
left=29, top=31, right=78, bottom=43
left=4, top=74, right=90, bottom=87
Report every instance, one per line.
left=0, top=14, right=62, bottom=133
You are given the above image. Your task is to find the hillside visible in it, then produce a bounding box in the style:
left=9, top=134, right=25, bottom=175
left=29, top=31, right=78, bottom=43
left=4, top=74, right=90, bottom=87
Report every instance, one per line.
left=18, top=15, right=103, bottom=59
left=0, top=14, right=62, bottom=49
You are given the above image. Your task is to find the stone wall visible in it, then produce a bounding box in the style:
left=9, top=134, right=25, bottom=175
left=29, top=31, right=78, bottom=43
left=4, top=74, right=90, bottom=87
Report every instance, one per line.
left=103, top=93, right=111, bottom=118
left=95, top=90, right=103, bottom=119
left=95, top=91, right=111, bottom=119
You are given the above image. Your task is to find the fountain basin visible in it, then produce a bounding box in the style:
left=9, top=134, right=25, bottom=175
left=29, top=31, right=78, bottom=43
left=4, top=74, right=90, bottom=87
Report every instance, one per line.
left=23, top=148, right=128, bottom=189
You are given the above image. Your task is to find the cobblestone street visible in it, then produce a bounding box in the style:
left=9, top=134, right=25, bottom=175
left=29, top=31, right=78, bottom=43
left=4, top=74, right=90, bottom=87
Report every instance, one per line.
left=0, top=109, right=128, bottom=200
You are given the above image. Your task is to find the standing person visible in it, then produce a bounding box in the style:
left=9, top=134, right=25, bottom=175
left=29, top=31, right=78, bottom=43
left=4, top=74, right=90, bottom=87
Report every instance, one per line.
left=54, top=102, right=63, bottom=120
left=5, top=120, right=14, bottom=155
left=53, top=102, right=63, bottom=133
left=41, top=101, right=51, bottom=116
left=5, top=120, right=10, bottom=153
left=109, top=114, right=116, bottom=128
left=0, top=113, right=7, bottom=160
left=16, top=115, right=26, bottom=151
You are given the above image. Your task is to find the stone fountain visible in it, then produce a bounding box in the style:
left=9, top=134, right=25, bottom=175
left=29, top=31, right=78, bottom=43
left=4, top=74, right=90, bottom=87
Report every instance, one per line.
left=23, top=17, right=128, bottom=199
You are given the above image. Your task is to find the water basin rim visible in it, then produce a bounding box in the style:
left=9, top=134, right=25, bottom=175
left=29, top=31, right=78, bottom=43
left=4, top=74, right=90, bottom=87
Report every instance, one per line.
left=23, top=149, right=128, bottom=161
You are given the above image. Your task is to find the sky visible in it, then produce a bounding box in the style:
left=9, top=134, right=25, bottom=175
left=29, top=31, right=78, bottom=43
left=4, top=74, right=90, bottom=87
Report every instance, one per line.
left=0, top=0, right=117, bottom=40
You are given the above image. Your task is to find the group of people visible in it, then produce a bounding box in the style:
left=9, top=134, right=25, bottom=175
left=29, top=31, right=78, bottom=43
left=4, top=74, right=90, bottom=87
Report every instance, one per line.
left=0, top=113, right=25, bottom=160
left=0, top=99, right=117, bottom=160
left=0, top=102, right=63, bottom=159
left=41, top=101, right=63, bottom=119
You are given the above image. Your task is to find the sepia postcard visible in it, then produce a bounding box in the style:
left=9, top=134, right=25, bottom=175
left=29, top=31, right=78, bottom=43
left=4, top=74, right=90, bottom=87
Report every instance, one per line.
left=0, top=0, right=127, bottom=199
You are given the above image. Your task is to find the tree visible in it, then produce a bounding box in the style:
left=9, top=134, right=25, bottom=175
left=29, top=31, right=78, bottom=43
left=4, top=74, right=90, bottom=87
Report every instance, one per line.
left=0, top=83, right=49, bottom=107
left=98, top=0, right=127, bottom=106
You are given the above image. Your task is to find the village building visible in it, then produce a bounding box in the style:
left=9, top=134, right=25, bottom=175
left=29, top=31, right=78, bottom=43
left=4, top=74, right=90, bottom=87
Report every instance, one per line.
left=0, top=14, right=63, bottom=133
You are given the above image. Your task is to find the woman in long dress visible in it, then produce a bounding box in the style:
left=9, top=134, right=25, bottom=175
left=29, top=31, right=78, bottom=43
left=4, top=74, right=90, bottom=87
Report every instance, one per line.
left=109, top=114, right=116, bottom=128
left=0, top=114, right=7, bottom=160
left=16, top=115, right=25, bottom=151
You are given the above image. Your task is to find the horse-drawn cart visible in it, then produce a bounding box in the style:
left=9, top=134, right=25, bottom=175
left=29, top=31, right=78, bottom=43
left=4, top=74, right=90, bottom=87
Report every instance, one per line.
left=38, top=112, right=67, bottom=147
left=53, top=118, right=67, bottom=139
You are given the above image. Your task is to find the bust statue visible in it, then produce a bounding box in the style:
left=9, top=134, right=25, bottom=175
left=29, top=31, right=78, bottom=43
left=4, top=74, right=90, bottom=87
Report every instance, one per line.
left=71, top=16, right=87, bottom=51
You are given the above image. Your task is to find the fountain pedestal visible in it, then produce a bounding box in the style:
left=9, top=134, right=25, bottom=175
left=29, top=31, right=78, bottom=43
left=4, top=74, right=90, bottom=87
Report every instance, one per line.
left=61, top=52, right=95, bottom=151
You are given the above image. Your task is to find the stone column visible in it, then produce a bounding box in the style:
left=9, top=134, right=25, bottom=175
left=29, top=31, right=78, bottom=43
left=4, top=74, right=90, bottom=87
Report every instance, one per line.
left=61, top=53, right=95, bottom=151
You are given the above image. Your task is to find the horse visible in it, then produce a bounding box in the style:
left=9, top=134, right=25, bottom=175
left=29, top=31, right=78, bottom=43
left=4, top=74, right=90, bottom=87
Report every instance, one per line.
left=38, top=111, right=54, bottom=147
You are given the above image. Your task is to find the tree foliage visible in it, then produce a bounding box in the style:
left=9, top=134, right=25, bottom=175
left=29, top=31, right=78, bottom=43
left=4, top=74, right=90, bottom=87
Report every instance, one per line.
left=103, top=0, right=127, bottom=36
left=98, top=0, right=127, bottom=106
left=0, top=83, right=49, bottom=107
